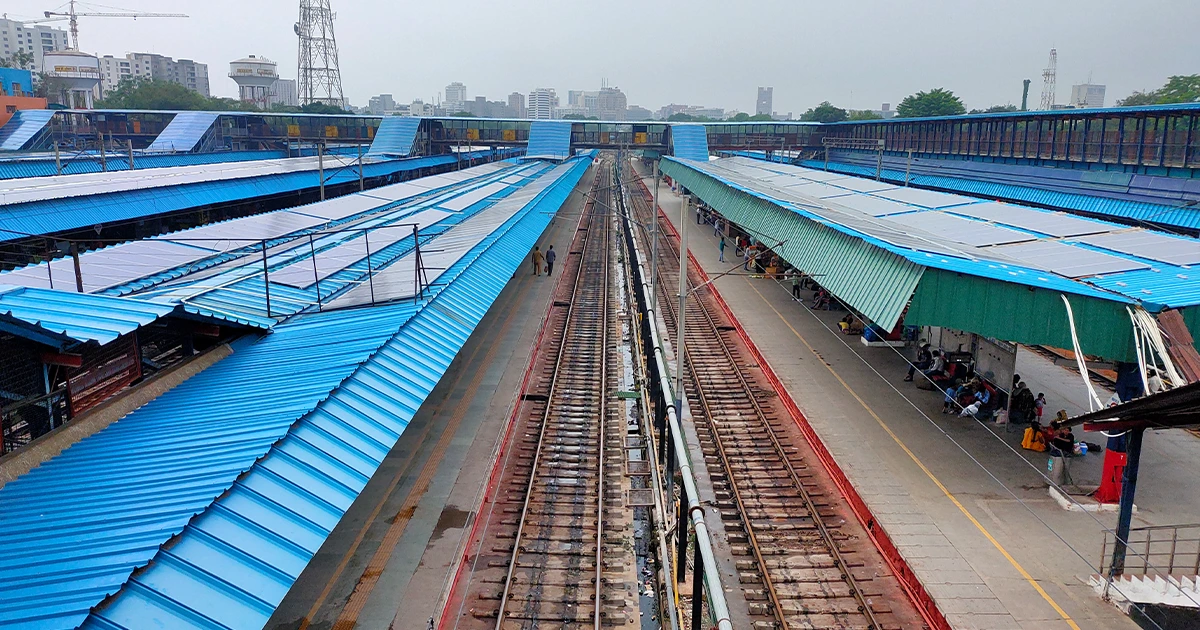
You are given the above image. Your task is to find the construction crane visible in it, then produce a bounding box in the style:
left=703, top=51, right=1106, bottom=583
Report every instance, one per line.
left=43, top=1, right=187, bottom=50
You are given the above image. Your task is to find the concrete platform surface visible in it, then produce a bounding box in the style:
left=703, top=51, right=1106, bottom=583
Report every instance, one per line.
left=644, top=161, right=1200, bottom=630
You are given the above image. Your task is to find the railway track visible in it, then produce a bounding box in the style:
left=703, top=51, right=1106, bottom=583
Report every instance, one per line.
left=444, top=162, right=638, bottom=629
left=628, top=180, right=923, bottom=630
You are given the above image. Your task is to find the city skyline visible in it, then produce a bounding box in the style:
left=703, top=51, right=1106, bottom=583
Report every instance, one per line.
left=4, top=0, right=1197, bottom=114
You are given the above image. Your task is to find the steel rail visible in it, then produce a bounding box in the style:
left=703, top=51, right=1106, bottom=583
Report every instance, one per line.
left=650, top=196, right=882, bottom=629
left=622, top=181, right=733, bottom=630
left=492, top=161, right=611, bottom=630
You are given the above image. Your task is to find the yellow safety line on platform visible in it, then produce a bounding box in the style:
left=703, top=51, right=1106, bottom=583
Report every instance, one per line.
left=746, top=280, right=1082, bottom=630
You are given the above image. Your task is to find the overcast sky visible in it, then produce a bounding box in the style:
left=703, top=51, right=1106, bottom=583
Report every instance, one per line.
left=9, top=0, right=1199, bottom=112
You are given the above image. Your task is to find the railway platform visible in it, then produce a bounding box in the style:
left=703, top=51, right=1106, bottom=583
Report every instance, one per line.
left=263, top=168, right=594, bottom=630
left=639, top=161, right=1200, bottom=630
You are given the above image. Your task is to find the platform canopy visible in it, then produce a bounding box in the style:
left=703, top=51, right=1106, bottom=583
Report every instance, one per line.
left=1074, top=382, right=1200, bottom=432
left=661, top=156, right=1200, bottom=362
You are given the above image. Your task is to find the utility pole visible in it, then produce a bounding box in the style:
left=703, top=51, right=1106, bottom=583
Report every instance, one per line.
left=674, top=193, right=689, bottom=424
left=318, top=142, right=325, bottom=201
left=127, top=139, right=135, bottom=171
left=651, top=160, right=660, bottom=312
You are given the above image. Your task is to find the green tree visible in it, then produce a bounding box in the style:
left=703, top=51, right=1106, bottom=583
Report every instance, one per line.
left=0, top=51, right=34, bottom=71
left=847, top=109, right=883, bottom=120
left=1115, top=75, right=1200, bottom=107
left=800, top=101, right=848, bottom=123
left=895, top=88, right=966, bottom=118
left=667, top=112, right=717, bottom=122
left=98, top=77, right=211, bottom=110
left=1116, top=90, right=1160, bottom=107
left=450, top=111, right=478, bottom=117
left=727, top=112, right=775, bottom=122
left=968, top=104, right=1019, bottom=114
left=1155, top=75, right=1200, bottom=104
left=35, top=72, right=71, bottom=102
left=561, top=113, right=598, bottom=120
left=299, top=102, right=348, bottom=114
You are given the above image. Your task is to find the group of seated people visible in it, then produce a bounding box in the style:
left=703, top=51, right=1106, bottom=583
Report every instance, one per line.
left=1021, top=411, right=1082, bottom=456
left=905, top=345, right=972, bottom=390
left=942, top=377, right=1002, bottom=420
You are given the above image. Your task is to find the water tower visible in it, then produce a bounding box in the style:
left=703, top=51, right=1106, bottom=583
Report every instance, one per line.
left=42, top=49, right=101, bottom=109
left=229, top=56, right=279, bottom=109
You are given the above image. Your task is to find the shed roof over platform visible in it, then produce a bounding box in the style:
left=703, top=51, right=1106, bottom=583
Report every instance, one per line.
left=661, top=156, right=1200, bottom=361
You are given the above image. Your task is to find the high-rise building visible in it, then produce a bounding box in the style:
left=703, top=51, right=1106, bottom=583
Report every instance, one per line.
left=270, top=78, right=298, bottom=107
left=528, top=88, right=557, bottom=119
left=408, top=99, right=431, bottom=117
left=99, top=52, right=209, bottom=96
left=0, top=19, right=70, bottom=73
left=508, top=91, right=525, bottom=118
left=445, top=81, right=467, bottom=113
left=368, top=93, right=396, bottom=115
left=1069, top=83, right=1106, bottom=109
left=756, top=87, right=773, bottom=116
left=626, top=105, right=653, bottom=121
left=597, top=86, right=627, bottom=120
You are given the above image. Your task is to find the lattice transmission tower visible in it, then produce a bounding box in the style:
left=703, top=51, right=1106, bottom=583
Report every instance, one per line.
left=1039, top=48, right=1057, bottom=110
left=294, top=0, right=345, bottom=108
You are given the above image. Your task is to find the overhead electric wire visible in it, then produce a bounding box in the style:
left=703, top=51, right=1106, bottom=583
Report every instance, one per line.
left=628, top=156, right=1190, bottom=626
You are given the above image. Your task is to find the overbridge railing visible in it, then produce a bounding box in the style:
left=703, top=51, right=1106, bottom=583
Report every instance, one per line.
left=1101, top=523, right=1200, bottom=577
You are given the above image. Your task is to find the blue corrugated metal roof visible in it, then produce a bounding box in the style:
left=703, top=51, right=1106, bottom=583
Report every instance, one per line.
left=664, top=157, right=1159, bottom=306
left=797, top=156, right=1200, bottom=231
left=366, top=116, right=421, bottom=157
left=0, top=154, right=593, bottom=630
left=0, top=110, right=55, bottom=152
left=0, top=152, right=496, bottom=243
left=0, top=150, right=288, bottom=180
left=82, top=156, right=591, bottom=630
left=145, top=112, right=221, bottom=153
left=824, top=101, right=1200, bottom=125
left=0, top=283, right=274, bottom=350
left=671, top=124, right=710, bottom=161
left=525, top=120, right=573, bottom=160
left=0, top=284, right=173, bottom=346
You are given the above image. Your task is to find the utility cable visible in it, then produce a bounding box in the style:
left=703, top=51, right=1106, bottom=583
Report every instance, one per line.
left=761, top=274, right=1200, bottom=615
left=631, top=167, right=1191, bottom=623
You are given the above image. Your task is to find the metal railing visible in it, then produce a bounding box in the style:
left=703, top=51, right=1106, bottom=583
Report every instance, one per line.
left=616, top=169, right=733, bottom=630
left=1101, top=523, right=1200, bottom=577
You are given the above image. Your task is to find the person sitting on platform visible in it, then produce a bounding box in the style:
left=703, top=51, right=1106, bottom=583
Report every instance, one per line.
left=905, top=343, right=932, bottom=382
left=838, top=313, right=864, bottom=335
left=1021, top=423, right=1048, bottom=452
left=1049, top=420, right=1077, bottom=456
left=923, top=350, right=946, bottom=379
left=812, top=288, right=832, bottom=310
left=943, top=385, right=957, bottom=414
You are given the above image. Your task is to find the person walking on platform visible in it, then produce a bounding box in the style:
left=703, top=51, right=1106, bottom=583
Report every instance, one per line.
left=531, top=246, right=545, bottom=276
left=718, top=236, right=726, bottom=262
left=545, top=245, right=557, bottom=276
left=791, top=272, right=802, bottom=299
